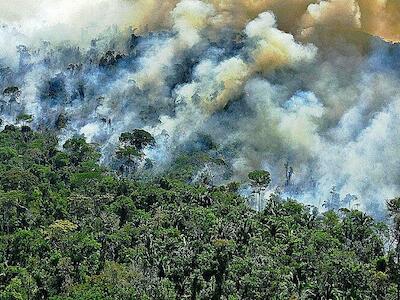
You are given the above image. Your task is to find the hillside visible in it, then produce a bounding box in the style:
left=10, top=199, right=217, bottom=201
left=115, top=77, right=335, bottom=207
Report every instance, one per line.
left=0, top=126, right=399, bottom=299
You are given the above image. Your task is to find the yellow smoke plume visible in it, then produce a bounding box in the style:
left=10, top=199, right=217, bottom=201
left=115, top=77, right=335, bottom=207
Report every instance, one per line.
left=129, top=0, right=400, bottom=43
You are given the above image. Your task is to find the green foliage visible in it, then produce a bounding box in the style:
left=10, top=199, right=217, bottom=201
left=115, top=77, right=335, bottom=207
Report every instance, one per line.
left=63, top=136, right=100, bottom=166
left=166, top=152, right=226, bottom=181
left=115, top=129, right=155, bottom=176
left=116, top=146, right=142, bottom=160
left=48, top=220, right=78, bottom=233
left=119, top=129, right=155, bottom=151
left=0, top=128, right=397, bottom=299
left=248, top=169, right=271, bottom=187
left=16, top=113, right=33, bottom=123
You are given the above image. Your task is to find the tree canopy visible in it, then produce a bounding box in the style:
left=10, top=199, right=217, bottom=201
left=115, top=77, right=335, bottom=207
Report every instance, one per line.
left=248, top=170, right=271, bottom=188
left=0, top=127, right=398, bottom=299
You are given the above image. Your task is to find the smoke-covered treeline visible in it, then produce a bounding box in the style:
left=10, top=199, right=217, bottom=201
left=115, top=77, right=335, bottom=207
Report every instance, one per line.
left=1, top=124, right=399, bottom=299
left=1, top=0, right=400, bottom=214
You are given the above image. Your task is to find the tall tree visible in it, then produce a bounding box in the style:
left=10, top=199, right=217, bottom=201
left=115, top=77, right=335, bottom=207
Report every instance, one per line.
left=116, top=129, right=155, bottom=175
left=248, top=170, right=271, bottom=211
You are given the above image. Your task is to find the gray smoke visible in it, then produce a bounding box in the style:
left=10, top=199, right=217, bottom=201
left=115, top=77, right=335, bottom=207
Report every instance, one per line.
left=1, top=0, right=400, bottom=216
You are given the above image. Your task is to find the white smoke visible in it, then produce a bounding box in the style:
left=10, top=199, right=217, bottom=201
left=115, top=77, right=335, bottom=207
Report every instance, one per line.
left=0, top=1, right=399, bottom=216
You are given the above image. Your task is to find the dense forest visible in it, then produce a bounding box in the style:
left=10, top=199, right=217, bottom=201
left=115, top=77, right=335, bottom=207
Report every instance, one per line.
left=0, top=125, right=400, bottom=300
left=2, top=0, right=400, bottom=299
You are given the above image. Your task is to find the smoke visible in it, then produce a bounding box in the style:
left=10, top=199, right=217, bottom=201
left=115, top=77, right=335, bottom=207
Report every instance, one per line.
left=303, top=0, right=362, bottom=29
left=0, top=0, right=400, bottom=215
left=245, top=12, right=316, bottom=73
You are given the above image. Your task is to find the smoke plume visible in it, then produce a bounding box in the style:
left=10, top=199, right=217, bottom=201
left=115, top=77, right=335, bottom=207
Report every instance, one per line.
left=1, top=0, right=400, bottom=216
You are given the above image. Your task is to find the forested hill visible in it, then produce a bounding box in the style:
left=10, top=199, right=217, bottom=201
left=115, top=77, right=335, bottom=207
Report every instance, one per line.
left=0, top=125, right=399, bottom=299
